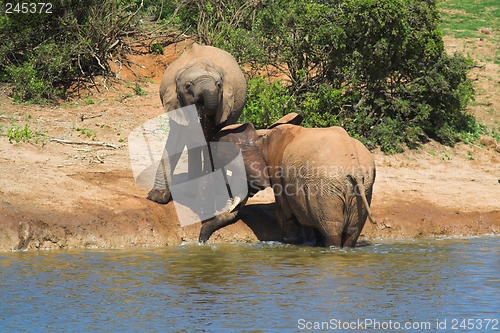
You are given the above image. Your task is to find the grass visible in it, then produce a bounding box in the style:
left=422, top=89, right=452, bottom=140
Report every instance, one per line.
left=7, top=122, right=47, bottom=144
left=134, top=83, right=147, bottom=96
left=467, top=150, right=474, bottom=160
left=438, top=0, right=500, bottom=38
left=441, top=151, right=453, bottom=160
left=438, top=0, right=500, bottom=146
left=74, top=127, right=97, bottom=140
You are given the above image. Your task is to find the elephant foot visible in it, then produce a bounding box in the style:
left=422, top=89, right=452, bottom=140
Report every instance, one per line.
left=147, top=188, right=172, bottom=204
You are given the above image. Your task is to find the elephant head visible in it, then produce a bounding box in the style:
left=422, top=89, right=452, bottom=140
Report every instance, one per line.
left=175, top=63, right=223, bottom=141
left=176, top=63, right=223, bottom=117
left=159, top=43, right=247, bottom=133
left=212, top=113, right=304, bottom=196
left=212, top=123, right=270, bottom=197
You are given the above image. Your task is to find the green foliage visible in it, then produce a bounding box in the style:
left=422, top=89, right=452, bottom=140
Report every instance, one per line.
left=495, top=49, right=500, bottom=66
left=5, top=42, right=69, bottom=102
left=151, top=42, right=164, bottom=55
left=0, top=0, right=143, bottom=103
left=7, top=123, right=47, bottom=144
left=134, top=83, right=147, bottom=96
left=441, top=151, right=452, bottom=160
left=241, top=77, right=296, bottom=128
left=488, top=125, right=500, bottom=142
left=137, top=0, right=183, bottom=23
left=170, top=0, right=476, bottom=153
left=75, top=127, right=97, bottom=140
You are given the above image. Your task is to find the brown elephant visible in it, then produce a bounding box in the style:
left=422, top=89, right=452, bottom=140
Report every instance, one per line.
left=147, top=43, right=247, bottom=204
left=199, top=114, right=377, bottom=248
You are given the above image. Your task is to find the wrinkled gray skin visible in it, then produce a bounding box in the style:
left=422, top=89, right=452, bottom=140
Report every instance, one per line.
left=199, top=114, right=377, bottom=248
left=147, top=43, right=247, bottom=204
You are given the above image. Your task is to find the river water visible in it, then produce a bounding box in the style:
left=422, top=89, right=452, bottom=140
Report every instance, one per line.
left=1, top=237, right=499, bottom=332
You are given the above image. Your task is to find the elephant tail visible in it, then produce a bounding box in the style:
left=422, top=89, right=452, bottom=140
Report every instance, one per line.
left=350, top=175, right=378, bottom=229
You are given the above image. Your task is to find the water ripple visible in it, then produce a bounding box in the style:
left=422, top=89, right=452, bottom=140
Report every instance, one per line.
left=0, top=237, right=499, bottom=332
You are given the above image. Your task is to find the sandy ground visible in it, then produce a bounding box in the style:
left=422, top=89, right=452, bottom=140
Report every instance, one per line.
left=0, top=40, right=499, bottom=251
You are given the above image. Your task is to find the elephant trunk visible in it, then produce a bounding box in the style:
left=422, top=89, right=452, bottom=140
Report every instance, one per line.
left=196, top=79, right=220, bottom=116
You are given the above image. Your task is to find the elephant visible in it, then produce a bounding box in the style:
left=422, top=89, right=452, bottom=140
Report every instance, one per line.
left=147, top=43, right=247, bottom=204
left=199, top=113, right=377, bottom=248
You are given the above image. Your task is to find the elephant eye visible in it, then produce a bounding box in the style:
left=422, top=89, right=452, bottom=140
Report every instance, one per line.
left=184, top=82, right=192, bottom=90
left=216, top=81, right=222, bottom=89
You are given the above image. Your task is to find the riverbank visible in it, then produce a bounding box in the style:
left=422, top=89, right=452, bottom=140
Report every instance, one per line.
left=1, top=87, right=499, bottom=251
left=1, top=41, right=499, bottom=251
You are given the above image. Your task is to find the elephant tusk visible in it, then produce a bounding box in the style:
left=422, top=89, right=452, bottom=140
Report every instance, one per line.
left=229, top=196, right=242, bottom=212
left=217, top=196, right=242, bottom=215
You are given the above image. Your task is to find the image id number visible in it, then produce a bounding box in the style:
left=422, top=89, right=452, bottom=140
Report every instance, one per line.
left=5, top=3, right=53, bottom=14
left=451, top=318, right=499, bottom=330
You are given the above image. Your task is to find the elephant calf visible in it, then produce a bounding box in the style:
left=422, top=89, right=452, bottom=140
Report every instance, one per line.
left=200, top=114, right=377, bottom=248
left=147, top=43, right=247, bottom=204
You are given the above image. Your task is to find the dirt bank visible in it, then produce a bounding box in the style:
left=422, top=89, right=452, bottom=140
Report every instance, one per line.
left=1, top=42, right=499, bottom=251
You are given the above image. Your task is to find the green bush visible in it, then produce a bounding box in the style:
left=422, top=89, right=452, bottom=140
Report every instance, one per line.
left=0, top=0, right=144, bottom=103
left=241, top=77, right=296, bottom=128
left=5, top=42, right=70, bottom=102
left=151, top=42, right=164, bottom=54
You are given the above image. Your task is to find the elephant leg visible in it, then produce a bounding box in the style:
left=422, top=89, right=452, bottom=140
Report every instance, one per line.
left=342, top=188, right=373, bottom=247
left=314, top=202, right=345, bottom=247
left=147, top=148, right=182, bottom=204
left=199, top=198, right=248, bottom=242
left=147, top=119, right=187, bottom=204
left=187, top=146, right=203, bottom=180
left=313, top=228, right=325, bottom=247
left=275, top=196, right=302, bottom=244
left=341, top=202, right=364, bottom=247
left=316, top=222, right=344, bottom=248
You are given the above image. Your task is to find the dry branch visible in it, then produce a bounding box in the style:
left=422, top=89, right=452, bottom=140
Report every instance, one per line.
left=80, top=114, right=103, bottom=121
left=50, top=138, right=118, bottom=149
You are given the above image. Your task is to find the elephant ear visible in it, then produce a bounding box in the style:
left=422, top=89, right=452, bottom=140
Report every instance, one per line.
left=267, top=113, right=303, bottom=129
left=214, top=65, right=232, bottom=126
left=215, top=122, right=253, bottom=140
left=215, top=65, right=247, bottom=127
left=159, top=67, right=183, bottom=113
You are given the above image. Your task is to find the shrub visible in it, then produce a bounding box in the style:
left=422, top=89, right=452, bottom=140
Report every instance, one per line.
left=0, top=0, right=144, bottom=103
left=241, top=76, right=296, bottom=128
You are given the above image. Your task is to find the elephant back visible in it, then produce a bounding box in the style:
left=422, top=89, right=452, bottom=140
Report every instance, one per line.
left=280, top=127, right=368, bottom=179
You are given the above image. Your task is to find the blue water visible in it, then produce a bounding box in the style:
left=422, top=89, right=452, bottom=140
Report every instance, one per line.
left=0, top=237, right=499, bottom=332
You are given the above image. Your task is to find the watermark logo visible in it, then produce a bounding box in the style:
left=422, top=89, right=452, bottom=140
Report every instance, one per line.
left=128, top=105, right=247, bottom=227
